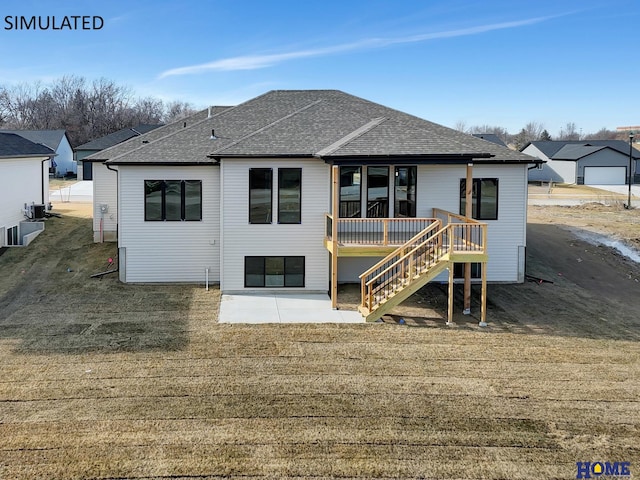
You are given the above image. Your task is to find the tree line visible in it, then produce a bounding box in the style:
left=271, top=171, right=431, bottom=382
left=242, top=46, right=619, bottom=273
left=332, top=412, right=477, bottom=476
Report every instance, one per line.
left=0, top=75, right=625, bottom=150
left=455, top=120, right=622, bottom=151
left=0, top=75, right=196, bottom=147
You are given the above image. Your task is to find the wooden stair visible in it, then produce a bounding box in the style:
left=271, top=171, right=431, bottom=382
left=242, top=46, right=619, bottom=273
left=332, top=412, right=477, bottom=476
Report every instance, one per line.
left=357, top=221, right=448, bottom=322
left=358, top=256, right=450, bottom=321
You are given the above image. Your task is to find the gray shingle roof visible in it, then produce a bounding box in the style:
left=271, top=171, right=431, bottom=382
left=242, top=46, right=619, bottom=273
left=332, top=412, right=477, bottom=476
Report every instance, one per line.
left=0, top=129, right=67, bottom=151
left=108, top=90, right=535, bottom=165
left=0, top=133, right=56, bottom=157
left=75, top=124, right=163, bottom=151
left=86, top=108, right=217, bottom=161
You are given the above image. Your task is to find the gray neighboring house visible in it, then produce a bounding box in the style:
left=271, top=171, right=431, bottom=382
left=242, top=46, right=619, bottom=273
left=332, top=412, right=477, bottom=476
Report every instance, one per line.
left=74, top=124, right=163, bottom=180
left=0, top=129, right=73, bottom=177
left=523, top=140, right=640, bottom=185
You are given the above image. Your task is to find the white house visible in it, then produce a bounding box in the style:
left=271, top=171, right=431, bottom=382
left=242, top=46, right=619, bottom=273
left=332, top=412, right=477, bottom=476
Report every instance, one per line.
left=97, top=90, right=537, bottom=322
left=0, top=129, right=74, bottom=177
left=0, top=133, right=54, bottom=247
left=524, top=140, right=640, bottom=185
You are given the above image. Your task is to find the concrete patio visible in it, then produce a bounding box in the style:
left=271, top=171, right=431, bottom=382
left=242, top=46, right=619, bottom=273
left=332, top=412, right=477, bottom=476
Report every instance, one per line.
left=218, top=293, right=364, bottom=324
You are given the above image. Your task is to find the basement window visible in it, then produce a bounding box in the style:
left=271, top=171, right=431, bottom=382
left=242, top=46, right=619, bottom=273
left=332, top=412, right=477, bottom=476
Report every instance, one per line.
left=244, top=256, right=305, bottom=287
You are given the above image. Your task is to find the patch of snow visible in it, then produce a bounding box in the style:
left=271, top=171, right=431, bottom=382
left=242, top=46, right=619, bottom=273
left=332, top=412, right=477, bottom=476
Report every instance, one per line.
left=573, top=230, right=640, bottom=263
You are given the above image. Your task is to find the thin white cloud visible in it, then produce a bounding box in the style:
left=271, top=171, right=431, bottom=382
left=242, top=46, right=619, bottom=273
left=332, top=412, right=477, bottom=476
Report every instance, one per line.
left=159, top=15, right=558, bottom=79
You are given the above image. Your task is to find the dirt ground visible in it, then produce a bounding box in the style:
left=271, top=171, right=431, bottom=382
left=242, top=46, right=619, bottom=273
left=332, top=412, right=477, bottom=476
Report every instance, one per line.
left=0, top=201, right=638, bottom=479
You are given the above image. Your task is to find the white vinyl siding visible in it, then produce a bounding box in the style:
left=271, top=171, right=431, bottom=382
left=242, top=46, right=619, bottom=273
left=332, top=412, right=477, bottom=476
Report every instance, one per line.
left=221, top=158, right=330, bottom=292
left=0, top=157, right=49, bottom=245
left=92, top=162, right=118, bottom=242
left=118, top=165, right=220, bottom=283
left=418, top=164, right=526, bottom=283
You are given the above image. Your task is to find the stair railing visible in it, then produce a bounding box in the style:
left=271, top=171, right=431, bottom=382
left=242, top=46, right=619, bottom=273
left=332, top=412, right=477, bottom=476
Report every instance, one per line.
left=360, top=222, right=447, bottom=312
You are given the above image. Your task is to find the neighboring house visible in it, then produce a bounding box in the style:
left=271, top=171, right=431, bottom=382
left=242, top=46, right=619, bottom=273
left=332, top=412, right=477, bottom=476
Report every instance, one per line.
left=95, top=90, right=537, bottom=322
left=0, top=129, right=74, bottom=177
left=74, top=124, right=163, bottom=180
left=523, top=140, right=640, bottom=185
left=0, top=133, right=54, bottom=247
left=85, top=109, right=229, bottom=242
left=472, top=133, right=508, bottom=147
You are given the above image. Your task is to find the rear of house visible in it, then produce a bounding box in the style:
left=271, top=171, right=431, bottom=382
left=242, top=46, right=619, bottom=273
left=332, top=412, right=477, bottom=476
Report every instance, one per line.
left=101, top=90, right=536, bottom=320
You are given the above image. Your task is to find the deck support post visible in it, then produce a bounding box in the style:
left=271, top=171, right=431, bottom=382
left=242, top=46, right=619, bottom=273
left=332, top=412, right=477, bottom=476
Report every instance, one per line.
left=463, top=163, right=473, bottom=315
left=331, top=165, right=339, bottom=309
left=479, top=260, right=487, bottom=327
left=447, top=263, right=454, bottom=325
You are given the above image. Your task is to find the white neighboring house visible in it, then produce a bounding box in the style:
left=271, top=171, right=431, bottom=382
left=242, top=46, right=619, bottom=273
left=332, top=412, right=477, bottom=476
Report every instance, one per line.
left=523, top=140, right=640, bottom=185
left=95, top=90, right=538, bottom=322
left=0, top=129, right=74, bottom=177
left=0, top=133, right=54, bottom=247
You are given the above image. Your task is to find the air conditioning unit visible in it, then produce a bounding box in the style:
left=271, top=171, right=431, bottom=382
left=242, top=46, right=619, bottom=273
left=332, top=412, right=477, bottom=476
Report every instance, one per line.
left=31, top=204, right=46, bottom=219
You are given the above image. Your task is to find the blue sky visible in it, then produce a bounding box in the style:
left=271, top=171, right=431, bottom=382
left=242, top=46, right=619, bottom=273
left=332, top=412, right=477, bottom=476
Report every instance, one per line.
left=1, top=0, right=638, bottom=135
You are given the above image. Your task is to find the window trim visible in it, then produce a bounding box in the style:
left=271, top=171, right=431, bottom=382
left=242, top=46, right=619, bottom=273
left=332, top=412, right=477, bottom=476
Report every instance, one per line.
left=459, top=178, right=499, bottom=220
left=244, top=256, right=305, bottom=288
left=144, top=180, right=202, bottom=222
left=277, top=168, right=302, bottom=224
left=249, top=168, right=273, bottom=224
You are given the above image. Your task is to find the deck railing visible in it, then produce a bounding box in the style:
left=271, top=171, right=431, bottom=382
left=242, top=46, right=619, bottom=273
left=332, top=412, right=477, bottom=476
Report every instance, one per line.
left=433, top=208, right=487, bottom=253
left=325, top=214, right=439, bottom=246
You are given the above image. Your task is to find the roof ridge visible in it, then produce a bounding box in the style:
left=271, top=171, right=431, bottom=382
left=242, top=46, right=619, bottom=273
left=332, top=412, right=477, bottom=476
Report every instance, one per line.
left=104, top=104, right=245, bottom=163
left=315, top=117, right=387, bottom=157
left=210, top=99, right=323, bottom=155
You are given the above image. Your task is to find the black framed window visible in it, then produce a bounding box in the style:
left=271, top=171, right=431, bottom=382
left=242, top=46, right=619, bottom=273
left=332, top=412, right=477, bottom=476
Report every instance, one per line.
left=7, top=225, right=18, bottom=246
left=367, top=166, right=389, bottom=218
left=278, top=168, right=301, bottom=224
left=460, top=178, right=498, bottom=220
left=244, top=256, right=305, bottom=287
left=249, top=168, right=272, bottom=224
left=339, top=166, right=361, bottom=218
left=394, top=166, right=417, bottom=218
left=144, top=180, right=202, bottom=221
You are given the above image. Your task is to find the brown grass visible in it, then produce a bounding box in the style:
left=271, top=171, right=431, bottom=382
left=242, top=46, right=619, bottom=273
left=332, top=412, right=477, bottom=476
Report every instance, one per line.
left=0, top=205, right=638, bottom=479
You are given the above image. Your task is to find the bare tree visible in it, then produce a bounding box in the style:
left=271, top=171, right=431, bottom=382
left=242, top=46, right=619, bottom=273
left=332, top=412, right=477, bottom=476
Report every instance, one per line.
left=558, top=122, right=580, bottom=141
left=454, top=120, right=468, bottom=133
left=584, top=128, right=618, bottom=140
left=523, top=122, right=545, bottom=142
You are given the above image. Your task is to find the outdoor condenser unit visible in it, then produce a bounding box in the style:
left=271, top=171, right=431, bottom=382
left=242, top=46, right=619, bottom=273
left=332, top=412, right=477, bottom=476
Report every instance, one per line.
left=31, top=204, right=46, bottom=219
